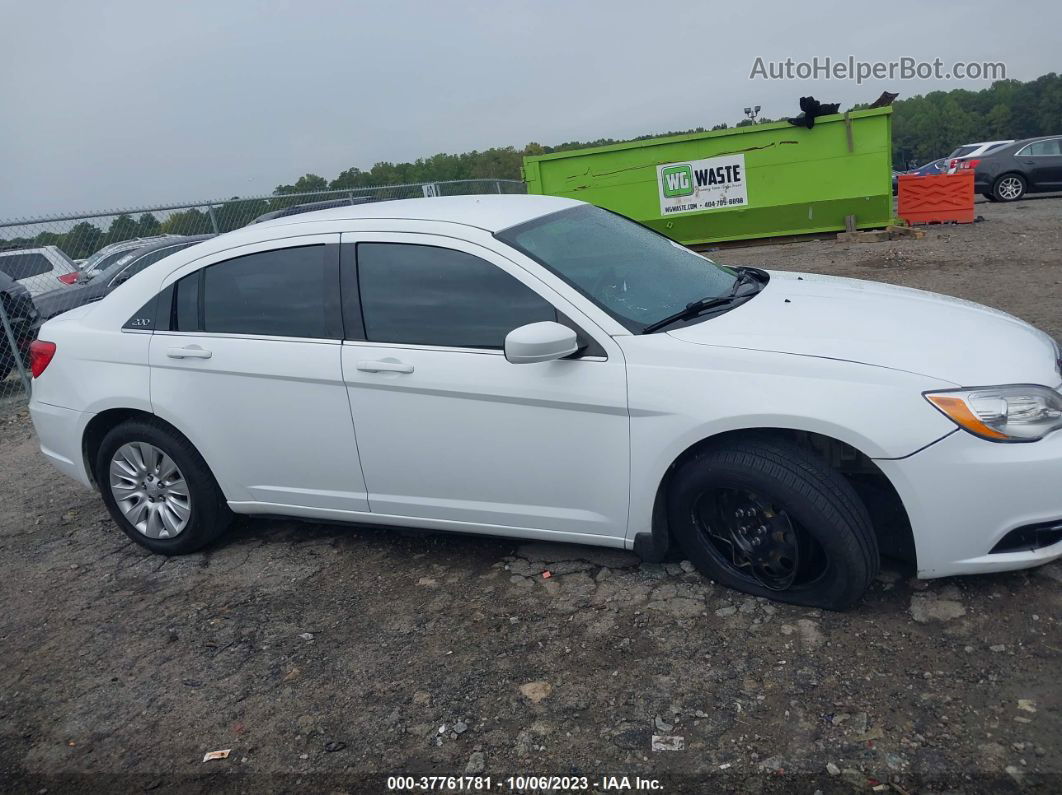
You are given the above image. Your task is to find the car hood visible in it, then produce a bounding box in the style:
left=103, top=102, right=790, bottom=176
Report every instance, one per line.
left=667, top=271, right=1060, bottom=386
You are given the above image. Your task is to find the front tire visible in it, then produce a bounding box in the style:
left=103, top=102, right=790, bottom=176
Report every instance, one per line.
left=668, top=435, right=879, bottom=610
left=993, top=173, right=1026, bottom=202
left=96, top=418, right=231, bottom=554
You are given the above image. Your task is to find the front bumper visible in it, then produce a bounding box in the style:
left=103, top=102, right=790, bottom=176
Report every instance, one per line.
left=28, top=400, right=94, bottom=489
left=876, top=429, right=1062, bottom=577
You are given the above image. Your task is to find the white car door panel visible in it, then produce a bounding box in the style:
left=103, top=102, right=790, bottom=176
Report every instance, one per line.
left=149, top=234, right=370, bottom=513
left=339, top=233, right=630, bottom=538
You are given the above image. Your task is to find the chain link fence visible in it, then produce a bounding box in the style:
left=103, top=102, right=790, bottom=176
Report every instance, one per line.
left=0, top=179, right=525, bottom=410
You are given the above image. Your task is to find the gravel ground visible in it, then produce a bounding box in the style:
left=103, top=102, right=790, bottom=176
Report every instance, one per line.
left=1, top=197, right=1061, bottom=794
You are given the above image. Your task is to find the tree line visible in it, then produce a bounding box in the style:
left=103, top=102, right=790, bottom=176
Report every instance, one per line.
left=4, top=73, right=1059, bottom=259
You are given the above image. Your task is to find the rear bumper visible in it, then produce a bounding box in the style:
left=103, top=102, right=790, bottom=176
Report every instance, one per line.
left=877, top=429, right=1062, bottom=577
left=28, top=400, right=93, bottom=489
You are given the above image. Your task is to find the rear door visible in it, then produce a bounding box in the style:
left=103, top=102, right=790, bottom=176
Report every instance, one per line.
left=338, top=233, right=630, bottom=541
left=149, top=235, right=371, bottom=514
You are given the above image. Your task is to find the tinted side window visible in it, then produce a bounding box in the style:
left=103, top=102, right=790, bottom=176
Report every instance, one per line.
left=174, top=273, right=199, bottom=331
left=357, top=243, right=556, bottom=348
left=1022, top=140, right=1062, bottom=157
left=0, top=252, right=52, bottom=280
left=201, top=245, right=333, bottom=338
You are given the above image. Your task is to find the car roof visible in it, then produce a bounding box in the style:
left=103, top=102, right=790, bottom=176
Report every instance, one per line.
left=97, top=235, right=213, bottom=278
left=0, top=245, right=58, bottom=257
left=250, top=194, right=582, bottom=234
left=1011, top=134, right=1062, bottom=146
left=250, top=197, right=375, bottom=224
left=977, top=136, right=1061, bottom=156
left=130, top=234, right=213, bottom=253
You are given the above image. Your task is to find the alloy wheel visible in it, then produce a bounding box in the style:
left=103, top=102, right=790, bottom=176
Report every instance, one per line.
left=998, top=176, right=1023, bottom=200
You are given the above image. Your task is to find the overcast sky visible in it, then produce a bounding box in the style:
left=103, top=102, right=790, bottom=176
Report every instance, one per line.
left=1, top=0, right=1059, bottom=218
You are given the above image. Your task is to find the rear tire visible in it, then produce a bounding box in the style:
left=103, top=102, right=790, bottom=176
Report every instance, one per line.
left=96, top=417, right=231, bottom=554
left=993, top=173, right=1026, bottom=202
left=668, top=435, right=878, bottom=610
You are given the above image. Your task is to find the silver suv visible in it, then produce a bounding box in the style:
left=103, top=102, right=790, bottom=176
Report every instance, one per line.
left=0, top=246, right=78, bottom=296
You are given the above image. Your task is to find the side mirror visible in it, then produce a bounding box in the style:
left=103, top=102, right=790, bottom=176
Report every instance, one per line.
left=504, top=321, right=579, bottom=364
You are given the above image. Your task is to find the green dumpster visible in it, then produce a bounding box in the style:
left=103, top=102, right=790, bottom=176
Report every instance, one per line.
left=522, top=107, right=895, bottom=245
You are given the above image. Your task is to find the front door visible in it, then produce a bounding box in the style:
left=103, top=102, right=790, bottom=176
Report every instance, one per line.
left=1019, top=138, right=1062, bottom=189
left=339, top=234, right=630, bottom=541
left=149, top=235, right=371, bottom=513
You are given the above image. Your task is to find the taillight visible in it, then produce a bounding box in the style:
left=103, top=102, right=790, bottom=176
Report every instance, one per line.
left=29, top=340, right=56, bottom=378
left=959, top=159, right=980, bottom=170
left=58, top=272, right=79, bottom=285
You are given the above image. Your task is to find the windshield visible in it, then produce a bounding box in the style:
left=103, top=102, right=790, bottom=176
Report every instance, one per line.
left=496, top=205, right=738, bottom=332
left=947, top=145, right=977, bottom=159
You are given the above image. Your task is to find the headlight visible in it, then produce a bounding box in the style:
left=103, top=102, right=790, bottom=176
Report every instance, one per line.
left=925, top=385, right=1062, bottom=442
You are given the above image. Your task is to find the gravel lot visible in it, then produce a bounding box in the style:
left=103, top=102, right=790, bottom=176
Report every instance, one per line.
left=1, top=197, right=1060, bottom=794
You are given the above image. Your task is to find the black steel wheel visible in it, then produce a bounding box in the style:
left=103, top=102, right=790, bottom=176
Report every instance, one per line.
left=669, top=435, right=878, bottom=610
left=694, top=487, right=827, bottom=592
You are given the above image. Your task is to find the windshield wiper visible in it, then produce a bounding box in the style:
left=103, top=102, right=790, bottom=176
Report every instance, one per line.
left=641, top=295, right=744, bottom=334
left=641, top=268, right=765, bottom=334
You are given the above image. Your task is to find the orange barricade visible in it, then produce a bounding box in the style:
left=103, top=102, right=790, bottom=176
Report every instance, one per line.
left=897, top=172, right=975, bottom=224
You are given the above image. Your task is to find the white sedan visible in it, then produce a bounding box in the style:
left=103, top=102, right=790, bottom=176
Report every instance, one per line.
left=27, top=196, right=1062, bottom=610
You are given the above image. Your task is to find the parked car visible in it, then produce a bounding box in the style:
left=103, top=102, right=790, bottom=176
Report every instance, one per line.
left=73, top=236, right=178, bottom=283
left=0, top=246, right=78, bottom=296
left=249, top=196, right=373, bottom=225
left=957, top=135, right=1062, bottom=201
left=945, top=140, right=1012, bottom=173
left=894, top=158, right=949, bottom=194
left=33, top=236, right=211, bottom=323
left=0, top=271, right=39, bottom=381
left=907, top=158, right=947, bottom=176
left=27, top=196, right=1062, bottom=610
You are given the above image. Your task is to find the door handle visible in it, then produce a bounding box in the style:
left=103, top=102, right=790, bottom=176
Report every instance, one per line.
left=167, top=346, right=213, bottom=360
left=356, top=359, right=413, bottom=374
